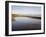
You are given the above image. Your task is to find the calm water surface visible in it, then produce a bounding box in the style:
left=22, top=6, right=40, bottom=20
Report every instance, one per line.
left=12, top=17, right=41, bottom=31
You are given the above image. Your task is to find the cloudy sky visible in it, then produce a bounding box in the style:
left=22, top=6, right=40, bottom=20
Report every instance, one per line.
left=11, top=5, right=41, bottom=17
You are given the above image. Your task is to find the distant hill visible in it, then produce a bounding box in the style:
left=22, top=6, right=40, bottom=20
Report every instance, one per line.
left=12, top=14, right=41, bottom=19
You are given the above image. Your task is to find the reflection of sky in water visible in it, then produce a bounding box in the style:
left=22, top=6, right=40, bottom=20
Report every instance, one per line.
left=12, top=17, right=41, bottom=30
left=14, top=17, right=41, bottom=24
left=15, top=17, right=32, bottom=24
left=11, top=6, right=41, bottom=17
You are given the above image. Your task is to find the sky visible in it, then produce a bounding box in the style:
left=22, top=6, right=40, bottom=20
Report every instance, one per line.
left=11, top=5, right=41, bottom=17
